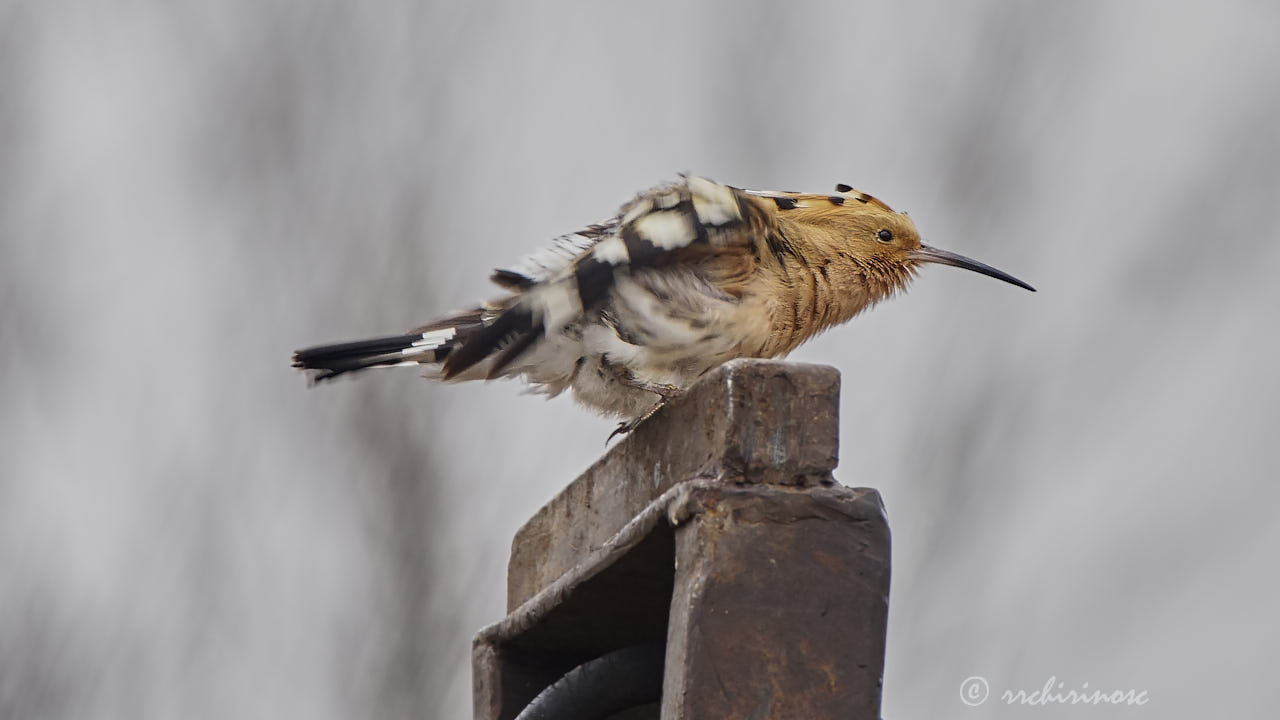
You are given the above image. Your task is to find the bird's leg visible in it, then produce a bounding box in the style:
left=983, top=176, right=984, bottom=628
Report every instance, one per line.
left=626, top=378, right=683, bottom=399
left=604, top=361, right=684, bottom=442
left=605, top=360, right=684, bottom=399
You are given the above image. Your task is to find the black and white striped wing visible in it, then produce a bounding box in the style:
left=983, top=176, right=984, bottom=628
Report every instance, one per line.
left=488, top=223, right=614, bottom=291
left=440, top=176, right=769, bottom=380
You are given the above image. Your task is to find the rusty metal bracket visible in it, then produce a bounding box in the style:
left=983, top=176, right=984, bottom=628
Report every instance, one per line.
left=473, top=359, right=890, bottom=720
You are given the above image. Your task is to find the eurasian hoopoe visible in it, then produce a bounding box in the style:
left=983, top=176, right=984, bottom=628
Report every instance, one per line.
left=292, top=176, right=1034, bottom=434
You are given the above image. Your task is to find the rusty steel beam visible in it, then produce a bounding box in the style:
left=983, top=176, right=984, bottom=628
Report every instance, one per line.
left=662, top=483, right=889, bottom=719
left=473, top=359, right=890, bottom=720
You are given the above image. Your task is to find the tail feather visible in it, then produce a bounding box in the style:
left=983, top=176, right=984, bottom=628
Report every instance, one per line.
left=291, top=334, right=432, bottom=382
left=294, top=309, right=487, bottom=383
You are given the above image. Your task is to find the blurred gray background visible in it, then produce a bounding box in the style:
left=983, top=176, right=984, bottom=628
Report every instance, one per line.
left=3, top=1, right=1278, bottom=718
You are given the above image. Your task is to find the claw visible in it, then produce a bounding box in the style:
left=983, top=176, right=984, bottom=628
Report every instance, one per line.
left=607, top=421, right=633, bottom=445
left=605, top=400, right=667, bottom=444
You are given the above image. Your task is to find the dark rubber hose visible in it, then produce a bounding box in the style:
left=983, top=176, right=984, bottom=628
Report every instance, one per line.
left=514, top=644, right=665, bottom=720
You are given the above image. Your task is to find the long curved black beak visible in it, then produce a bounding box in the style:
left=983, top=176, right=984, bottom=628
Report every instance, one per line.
left=910, top=244, right=1036, bottom=291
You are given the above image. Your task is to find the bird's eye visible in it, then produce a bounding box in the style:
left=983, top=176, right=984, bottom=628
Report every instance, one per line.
left=877, top=229, right=893, bottom=243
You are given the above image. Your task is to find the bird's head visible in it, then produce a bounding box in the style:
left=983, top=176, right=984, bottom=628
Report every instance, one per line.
left=815, top=185, right=1036, bottom=293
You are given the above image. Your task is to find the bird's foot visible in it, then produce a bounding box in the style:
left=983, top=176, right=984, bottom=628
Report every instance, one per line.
left=607, top=400, right=667, bottom=444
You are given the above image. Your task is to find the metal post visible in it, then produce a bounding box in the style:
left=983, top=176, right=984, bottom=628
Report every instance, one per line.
left=473, top=359, right=891, bottom=720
